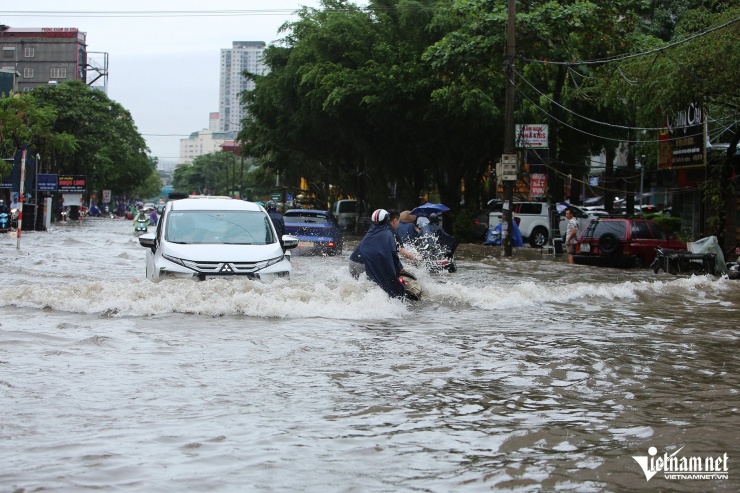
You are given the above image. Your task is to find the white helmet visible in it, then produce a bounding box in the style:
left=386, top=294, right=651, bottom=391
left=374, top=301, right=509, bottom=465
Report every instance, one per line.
left=371, top=209, right=389, bottom=225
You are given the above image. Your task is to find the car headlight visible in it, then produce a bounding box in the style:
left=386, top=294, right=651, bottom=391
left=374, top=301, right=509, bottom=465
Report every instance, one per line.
left=162, top=253, right=186, bottom=266
left=254, top=254, right=285, bottom=270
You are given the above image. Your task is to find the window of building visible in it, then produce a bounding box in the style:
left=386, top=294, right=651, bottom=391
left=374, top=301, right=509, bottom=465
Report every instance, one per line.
left=24, top=47, right=35, bottom=57
left=23, top=67, right=34, bottom=78
left=3, top=46, right=15, bottom=59
left=50, top=67, right=67, bottom=79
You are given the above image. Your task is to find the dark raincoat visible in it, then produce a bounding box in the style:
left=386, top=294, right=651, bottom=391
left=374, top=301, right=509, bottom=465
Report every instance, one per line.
left=357, top=224, right=405, bottom=298
left=268, top=209, right=285, bottom=238
left=396, top=222, right=417, bottom=243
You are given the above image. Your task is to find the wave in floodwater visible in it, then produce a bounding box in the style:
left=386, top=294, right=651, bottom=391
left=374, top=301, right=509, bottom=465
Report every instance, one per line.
left=2, top=220, right=738, bottom=320
left=0, top=263, right=734, bottom=319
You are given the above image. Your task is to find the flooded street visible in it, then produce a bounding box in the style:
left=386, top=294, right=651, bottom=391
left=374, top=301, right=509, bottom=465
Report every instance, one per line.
left=1, top=218, right=738, bottom=492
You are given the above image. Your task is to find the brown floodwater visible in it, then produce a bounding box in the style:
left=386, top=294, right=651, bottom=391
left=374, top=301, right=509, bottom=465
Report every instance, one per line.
left=1, top=219, right=738, bottom=492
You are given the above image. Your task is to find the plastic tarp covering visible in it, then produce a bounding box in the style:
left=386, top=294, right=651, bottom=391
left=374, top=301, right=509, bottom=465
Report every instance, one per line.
left=483, top=220, right=524, bottom=247
left=689, top=236, right=729, bottom=276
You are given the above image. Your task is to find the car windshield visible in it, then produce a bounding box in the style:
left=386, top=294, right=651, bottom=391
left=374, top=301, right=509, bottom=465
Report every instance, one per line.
left=285, top=213, right=330, bottom=224
left=337, top=202, right=356, bottom=214
left=165, top=210, right=275, bottom=245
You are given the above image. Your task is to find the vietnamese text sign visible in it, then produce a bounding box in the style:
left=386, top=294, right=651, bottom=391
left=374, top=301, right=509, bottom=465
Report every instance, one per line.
left=658, top=103, right=705, bottom=168
left=530, top=173, right=547, bottom=197
left=515, top=124, right=549, bottom=148
left=58, top=175, right=87, bottom=193
left=38, top=174, right=58, bottom=191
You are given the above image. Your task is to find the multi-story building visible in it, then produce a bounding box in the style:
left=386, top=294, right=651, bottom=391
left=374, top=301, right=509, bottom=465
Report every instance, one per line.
left=179, top=129, right=238, bottom=164
left=0, top=26, right=88, bottom=92
left=219, top=41, right=268, bottom=133
left=208, top=112, right=220, bottom=131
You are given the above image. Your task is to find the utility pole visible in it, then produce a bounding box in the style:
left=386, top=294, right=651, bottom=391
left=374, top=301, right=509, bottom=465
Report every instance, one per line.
left=501, top=0, right=517, bottom=257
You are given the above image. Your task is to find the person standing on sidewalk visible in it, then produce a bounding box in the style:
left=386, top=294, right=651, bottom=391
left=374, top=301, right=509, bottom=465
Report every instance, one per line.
left=564, top=209, right=579, bottom=264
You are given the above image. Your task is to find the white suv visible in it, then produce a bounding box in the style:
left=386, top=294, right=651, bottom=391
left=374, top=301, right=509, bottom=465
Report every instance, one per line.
left=489, top=202, right=553, bottom=248
left=138, top=198, right=298, bottom=281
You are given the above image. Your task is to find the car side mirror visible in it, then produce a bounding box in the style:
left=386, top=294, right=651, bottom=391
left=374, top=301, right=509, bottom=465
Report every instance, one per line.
left=138, top=232, right=156, bottom=253
left=281, top=235, right=299, bottom=250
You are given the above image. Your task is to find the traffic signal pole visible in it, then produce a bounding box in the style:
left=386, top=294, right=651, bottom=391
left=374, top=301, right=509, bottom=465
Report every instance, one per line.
left=502, top=0, right=516, bottom=257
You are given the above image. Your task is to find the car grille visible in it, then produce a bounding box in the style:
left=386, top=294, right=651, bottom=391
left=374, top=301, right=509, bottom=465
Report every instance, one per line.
left=181, top=260, right=263, bottom=275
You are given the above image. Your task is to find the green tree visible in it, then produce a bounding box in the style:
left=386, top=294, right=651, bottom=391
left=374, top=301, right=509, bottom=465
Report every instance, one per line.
left=238, top=0, right=737, bottom=232
left=241, top=0, right=501, bottom=211
left=133, top=157, right=163, bottom=200
left=172, top=152, right=235, bottom=196
left=29, top=81, right=152, bottom=197
left=0, top=92, right=77, bottom=179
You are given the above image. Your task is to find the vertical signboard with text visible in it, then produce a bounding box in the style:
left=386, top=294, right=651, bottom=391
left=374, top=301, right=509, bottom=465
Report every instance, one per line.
left=659, top=103, right=705, bottom=169
left=515, top=124, right=549, bottom=198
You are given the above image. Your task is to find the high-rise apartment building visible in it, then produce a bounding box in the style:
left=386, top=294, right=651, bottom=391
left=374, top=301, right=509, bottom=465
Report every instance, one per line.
left=219, top=41, right=268, bottom=133
left=0, top=27, right=87, bottom=92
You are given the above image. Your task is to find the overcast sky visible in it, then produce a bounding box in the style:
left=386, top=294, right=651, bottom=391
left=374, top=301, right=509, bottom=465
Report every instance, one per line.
left=1, top=0, right=329, bottom=164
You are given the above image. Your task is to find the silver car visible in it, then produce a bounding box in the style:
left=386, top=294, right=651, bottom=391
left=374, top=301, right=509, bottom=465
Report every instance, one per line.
left=138, top=198, right=298, bottom=281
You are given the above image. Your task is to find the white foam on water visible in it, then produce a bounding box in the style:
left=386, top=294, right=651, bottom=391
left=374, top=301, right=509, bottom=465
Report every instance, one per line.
left=419, top=268, right=734, bottom=311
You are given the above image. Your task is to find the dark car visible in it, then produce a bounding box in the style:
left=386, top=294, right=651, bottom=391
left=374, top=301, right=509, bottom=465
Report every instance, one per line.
left=283, top=209, right=344, bottom=256
left=574, top=217, right=686, bottom=268
left=473, top=200, right=504, bottom=241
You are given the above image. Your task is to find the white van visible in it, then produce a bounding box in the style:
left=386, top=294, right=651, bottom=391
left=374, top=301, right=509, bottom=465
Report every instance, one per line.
left=138, top=198, right=298, bottom=281
left=331, top=199, right=369, bottom=231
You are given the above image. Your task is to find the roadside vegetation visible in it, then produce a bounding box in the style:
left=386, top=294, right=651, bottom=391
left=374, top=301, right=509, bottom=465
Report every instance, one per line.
left=0, top=80, right=159, bottom=200
left=1, top=1, right=737, bottom=243
left=237, top=0, right=737, bottom=241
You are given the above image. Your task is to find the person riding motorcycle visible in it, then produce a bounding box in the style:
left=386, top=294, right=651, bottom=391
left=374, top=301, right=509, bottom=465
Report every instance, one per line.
left=265, top=200, right=285, bottom=238
left=352, top=209, right=407, bottom=298
left=0, top=199, right=9, bottom=231
left=420, top=213, right=458, bottom=257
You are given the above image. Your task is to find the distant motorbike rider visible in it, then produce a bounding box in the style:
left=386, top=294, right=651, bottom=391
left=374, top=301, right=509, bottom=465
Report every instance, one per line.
left=388, top=210, right=420, bottom=264
left=421, top=213, right=458, bottom=257
left=0, top=199, right=9, bottom=231
left=148, top=207, right=158, bottom=226
left=265, top=200, right=285, bottom=238
left=351, top=209, right=406, bottom=298
left=396, top=210, right=419, bottom=243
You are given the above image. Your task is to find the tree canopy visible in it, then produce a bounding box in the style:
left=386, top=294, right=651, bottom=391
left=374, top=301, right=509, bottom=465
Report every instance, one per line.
left=238, top=0, right=738, bottom=217
left=0, top=80, right=157, bottom=198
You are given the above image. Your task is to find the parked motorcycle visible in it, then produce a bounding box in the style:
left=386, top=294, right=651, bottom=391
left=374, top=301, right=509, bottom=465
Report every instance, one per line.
left=651, top=236, right=737, bottom=278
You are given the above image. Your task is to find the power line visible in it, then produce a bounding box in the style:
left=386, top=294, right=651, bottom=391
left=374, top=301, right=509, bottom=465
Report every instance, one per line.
left=517, top=16, right=739, bottom=66
left=515, top=68, right=740, bottom=133
left=515, top=84, right=707, bottom=144
left=0, top=9, right=304, bottom=18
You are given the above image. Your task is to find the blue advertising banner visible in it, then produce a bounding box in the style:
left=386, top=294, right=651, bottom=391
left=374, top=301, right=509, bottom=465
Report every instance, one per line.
left=38, top=174, right=58, bottom=192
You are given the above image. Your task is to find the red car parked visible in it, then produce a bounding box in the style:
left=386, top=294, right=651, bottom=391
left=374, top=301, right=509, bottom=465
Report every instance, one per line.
left=574, top=217, right=686, bottom=268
